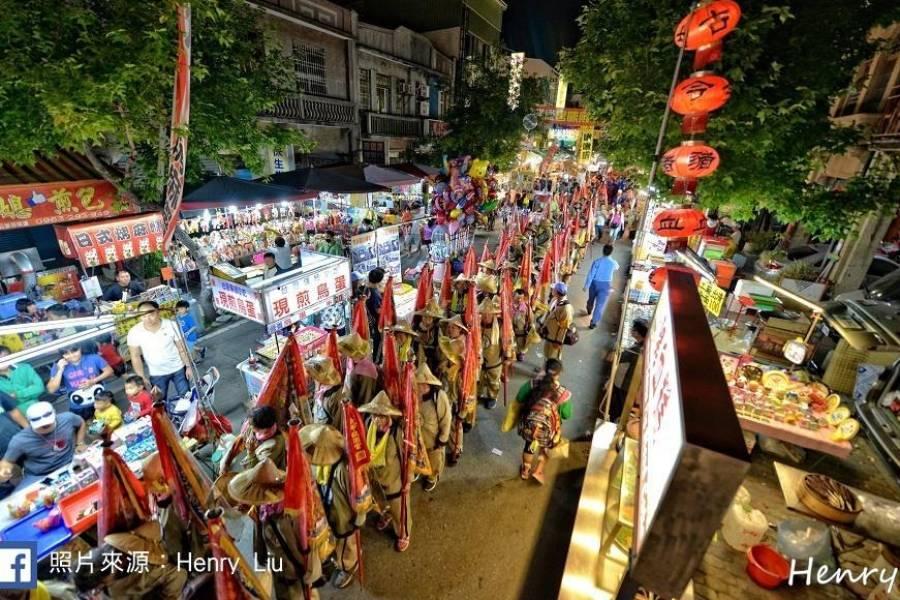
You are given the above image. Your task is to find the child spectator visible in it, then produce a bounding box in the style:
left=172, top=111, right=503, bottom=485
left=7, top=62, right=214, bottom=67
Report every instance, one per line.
left=92, top=390, right=122, bottom=433
left=123, top=375, right=153, bottom=421
left=175, top=300, right=205, bottom=362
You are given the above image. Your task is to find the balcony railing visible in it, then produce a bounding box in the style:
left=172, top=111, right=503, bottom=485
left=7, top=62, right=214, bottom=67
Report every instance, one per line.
left=870, top=96, right=900, bottom=152
left=426, top=119, right=449, bottom=137
left=264, top=94, right=355, bottom=125
left=363, top=112, right=424, bottom=137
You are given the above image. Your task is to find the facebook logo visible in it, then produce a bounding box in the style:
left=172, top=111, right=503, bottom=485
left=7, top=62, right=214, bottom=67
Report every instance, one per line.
left=0, top=542, right=37, bottom=590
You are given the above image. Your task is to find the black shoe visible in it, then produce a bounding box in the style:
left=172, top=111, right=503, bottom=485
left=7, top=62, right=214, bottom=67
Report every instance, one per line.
left=485, top=398, right=497, bottom=410
left=589, top=323, right=597, bottom=329
left=462, top=422, right=473, bottom=433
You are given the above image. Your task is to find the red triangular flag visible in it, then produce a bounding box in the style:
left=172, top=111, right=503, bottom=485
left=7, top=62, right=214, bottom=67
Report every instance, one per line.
left=351, top=299, right=369, bottom=340
left=462, top=246, right=477, bottom=278
left=255, top=336, right=309, bottom=426
left=323, top=328, right=343, bottom=378
left=414, top=263, right=434, bottom=313
left=378, top=275, right=396, bottom=331
left=98, top=443, right=149, bottom=540
left=479, top=244, right=493, bottom=265
left=438, top=259, right=453, bottom=310
left=381, top=330, right=402, bottom=406
left=207, top=510, right=270, bottom=600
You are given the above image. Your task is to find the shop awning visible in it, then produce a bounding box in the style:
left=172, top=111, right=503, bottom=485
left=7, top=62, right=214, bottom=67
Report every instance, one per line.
left=0, top=150, right=137, bottom=232
left=320, top=164, right=421, bottom=187
left=392, top=162, right=441, bottom=179
left=54, top=212, right=165, bottom=268
left=182, top=176, right=311, bottom=211
left=263, top=167, right=389, bottom=194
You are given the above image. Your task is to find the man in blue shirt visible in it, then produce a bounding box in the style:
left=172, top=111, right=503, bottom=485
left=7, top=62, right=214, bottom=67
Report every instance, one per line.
left=583, top=244, right=619, bottom=329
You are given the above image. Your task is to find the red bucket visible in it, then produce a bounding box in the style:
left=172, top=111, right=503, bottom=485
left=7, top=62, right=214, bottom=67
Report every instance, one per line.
left=746, top=544, right=790, bottom=589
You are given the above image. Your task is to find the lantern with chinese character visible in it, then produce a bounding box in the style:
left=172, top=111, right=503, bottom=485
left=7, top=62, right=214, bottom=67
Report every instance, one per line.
left=670, top=72, right=731, bottom=134
left=661, top=141, right=720, bottom=180
left=674, top=0, right=742, bottom=50
left=675, top=0, right=742, bottom=69
left=652, top=208, right=708, bottom=239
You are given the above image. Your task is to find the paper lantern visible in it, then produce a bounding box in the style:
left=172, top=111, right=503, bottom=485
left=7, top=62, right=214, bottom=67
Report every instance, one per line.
left=674, top=0, right=742, bottom=50
left=661, top=141, right=720, bottom=179
left=652, top=208, right=708, bottom=239
left=671, top=73, right=731, bottom=115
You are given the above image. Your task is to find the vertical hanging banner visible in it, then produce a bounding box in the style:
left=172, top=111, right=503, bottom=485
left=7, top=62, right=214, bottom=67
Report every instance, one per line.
left=162, top=4, right=192, bottom=248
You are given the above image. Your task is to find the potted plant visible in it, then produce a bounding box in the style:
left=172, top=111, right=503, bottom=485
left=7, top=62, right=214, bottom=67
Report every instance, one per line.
left=143, top=251, right=165, bottom=289
left=780, top=260, right=827, bottom=301
left=744, top=230, right=778, bottom=255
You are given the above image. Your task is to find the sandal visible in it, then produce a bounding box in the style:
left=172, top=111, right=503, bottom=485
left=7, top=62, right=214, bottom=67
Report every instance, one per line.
left=375, top=514, right=392, bottom=531
left=395, top=537, right=410, bottom=552
left=520, top=464, right=530, bottom=480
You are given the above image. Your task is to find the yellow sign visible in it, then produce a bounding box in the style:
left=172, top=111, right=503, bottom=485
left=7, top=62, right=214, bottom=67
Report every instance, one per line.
left=698, top=278, right=726, bottom=316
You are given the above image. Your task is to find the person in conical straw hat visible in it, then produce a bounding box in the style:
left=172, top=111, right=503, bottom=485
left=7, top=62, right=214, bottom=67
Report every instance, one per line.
left=437, top=314, right=467, bottom=415
left=299, top=424, right=362, bottom=590
left=416, top=363, right=451, bottom=492
left=338, top=330, right=379, bottom=408
left=477, top=258, right=498, bottom=275
left=140, top=453, right=204, bottom=563
left=305, top=355, right=345, bottom=430
left=477, top=296, right=506, bottom=411
left=229, top=458, right=326, bottom=599
left=219, top=404, right=287, bottom=475
left=392, top=320, right=418, bottom=364
left=74, top=521, right=187, bottom=600
left=358, top=391, right=410, bottom=552
left=474, top=271, right=498, bottom=300
left=450, top=273, right=472, bottom=316
left=413, top=298, right=444, bottom=373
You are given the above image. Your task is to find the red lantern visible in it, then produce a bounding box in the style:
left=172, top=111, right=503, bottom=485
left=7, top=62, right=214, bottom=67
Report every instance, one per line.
left=671, top=72, right=731, bottom=116
left=652, top=208, right=708, bottom=239
left=674, top=0, right=742, bottom=50
left=661, top=141, right=720, bottom=179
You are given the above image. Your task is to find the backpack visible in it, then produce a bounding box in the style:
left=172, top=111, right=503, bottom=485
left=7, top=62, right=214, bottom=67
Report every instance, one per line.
left=518, top=395, right=561, bottom=448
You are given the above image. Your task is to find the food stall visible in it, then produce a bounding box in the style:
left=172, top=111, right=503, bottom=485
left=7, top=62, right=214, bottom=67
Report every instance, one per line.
left=208, top=251, right=352, bottom=400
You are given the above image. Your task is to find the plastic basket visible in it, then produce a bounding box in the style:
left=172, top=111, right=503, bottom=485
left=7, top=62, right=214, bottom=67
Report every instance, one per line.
left=0, top=506, right=73, bottom=561
left=57, top=481, right=101, bottom=535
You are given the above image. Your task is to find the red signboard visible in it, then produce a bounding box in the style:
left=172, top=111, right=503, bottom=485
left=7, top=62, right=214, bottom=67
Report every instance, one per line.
left=0, top=179, right=135, bottom=231
left=55, top=212, right=165, bottom=267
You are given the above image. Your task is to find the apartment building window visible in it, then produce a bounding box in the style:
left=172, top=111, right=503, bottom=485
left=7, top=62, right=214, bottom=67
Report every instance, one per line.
left=292, top=43, right=327, bottom=96
left=375, top=74, right=392, bottom=114
left=362, top=140, right=385, bottom=165
left=396, top=79, right=409, bottom=115
left=359, top=69, right=372, bottom=110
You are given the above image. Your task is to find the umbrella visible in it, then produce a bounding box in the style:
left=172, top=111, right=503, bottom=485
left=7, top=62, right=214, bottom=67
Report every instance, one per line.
left=323, top=328, right=343, bottom=379
left=414, top=263, right=434, bottom=313
left=351, top=299, right=370, bottom=340
left=150, top=403, right=213, bottom=527
left=182, top=176, right=306, bottom=211
left=206, top=509, right=271, bottom=600
left=264, top=167, right=389, bottom=194
left=378, top=276, right=396, bottom=331
left=462, top=246, right=477, bottom=278
left=254, top=336, right=310, bottom=426
left=98, top=442, right=149, bottom=540
left=381, top=330, right=402, bottom=407
left=438, top=259, right=453, bottom=311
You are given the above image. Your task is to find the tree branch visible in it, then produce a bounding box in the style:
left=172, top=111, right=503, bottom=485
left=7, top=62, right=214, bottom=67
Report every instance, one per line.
left=81, top=143, right=142, bottom=206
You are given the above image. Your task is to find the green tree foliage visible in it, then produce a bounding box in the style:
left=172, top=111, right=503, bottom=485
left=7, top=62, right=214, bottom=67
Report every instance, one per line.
left=435, top=59, right=546, bottom=169
left=0, top=0, right=311, bottom=204
left=561, top=0, right=900, bottom=239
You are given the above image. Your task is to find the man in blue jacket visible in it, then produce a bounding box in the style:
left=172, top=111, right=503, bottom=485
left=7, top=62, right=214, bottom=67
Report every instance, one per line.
left=583, top=244, right=619, bottom=329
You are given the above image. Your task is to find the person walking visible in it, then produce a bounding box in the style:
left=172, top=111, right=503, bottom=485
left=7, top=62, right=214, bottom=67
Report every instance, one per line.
left=594, top=205, right=607, bottom=243
left=516, top=359, right=571, bottom=484
left=416, top=363, right=451, bottom=492
left=127, top=300, right=193, bottom=409
left=540, top=283, right=574, bottom=361
left=583, top=244, right=620, bottom=329
left=609, top=207, right=624, bottom=242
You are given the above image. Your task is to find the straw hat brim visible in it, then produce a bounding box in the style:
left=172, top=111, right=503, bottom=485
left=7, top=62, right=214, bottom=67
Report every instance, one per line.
left=440, top=316, right=469, bottom=333
left=392, top=325, right=418, bottom=337
left=415, top=364, right=442, bottom=386
left=358, top=391, right=403, bottom=417
left=300, top=424, right=345, bottom=466
left=227, top=459, right=285, bottom=506
left=338, top=334, right=371, bottom=360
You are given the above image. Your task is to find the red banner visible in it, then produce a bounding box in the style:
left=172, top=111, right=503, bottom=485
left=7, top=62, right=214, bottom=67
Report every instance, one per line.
left=0, top=179, right=134, bottom=231
left=162, top=4, right=192, bottom=248
left=55, top=212, right=165, bottom=268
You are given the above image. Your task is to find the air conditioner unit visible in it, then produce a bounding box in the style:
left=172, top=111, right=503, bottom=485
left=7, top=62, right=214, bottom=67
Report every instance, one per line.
left=416, top=84, right=430, bottom=99
left=418, top=101, right=430, bottom=117
left=399, top=83, right=411, bottom=95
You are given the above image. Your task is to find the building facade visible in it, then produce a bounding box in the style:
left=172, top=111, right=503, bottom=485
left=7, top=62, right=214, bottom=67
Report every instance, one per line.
left=357, top=23, right=454, bottom=164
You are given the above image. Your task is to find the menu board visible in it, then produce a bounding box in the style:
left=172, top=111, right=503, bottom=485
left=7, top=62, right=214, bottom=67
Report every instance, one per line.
left=263, top=260, right=352, bottom=328
left=350, top=231, right=377, bottom=281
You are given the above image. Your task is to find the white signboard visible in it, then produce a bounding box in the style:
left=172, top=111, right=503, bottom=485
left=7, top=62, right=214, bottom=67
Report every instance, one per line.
left=376, top=225, right=402, bottom=279
left=635, top=283, right=685, bottom=553
left=350, top=231, right=377, bottom=281
left=211, top=276, right=265, bottom=324
left=263, top=260, right=352, bottom=326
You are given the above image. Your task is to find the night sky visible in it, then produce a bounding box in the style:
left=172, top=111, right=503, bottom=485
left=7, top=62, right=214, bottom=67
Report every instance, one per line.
left=502, top=0, right=588, bottom=65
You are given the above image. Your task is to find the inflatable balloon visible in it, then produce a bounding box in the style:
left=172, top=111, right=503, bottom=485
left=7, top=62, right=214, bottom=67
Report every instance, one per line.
left=450, top=208, right=462, bottom=220
left=449, top=220, right=460, bottom=235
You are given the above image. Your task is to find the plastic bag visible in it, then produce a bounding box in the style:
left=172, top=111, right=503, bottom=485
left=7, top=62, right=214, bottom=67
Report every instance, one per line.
left=548, top=438, right=570, bottom=459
